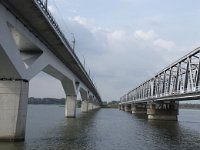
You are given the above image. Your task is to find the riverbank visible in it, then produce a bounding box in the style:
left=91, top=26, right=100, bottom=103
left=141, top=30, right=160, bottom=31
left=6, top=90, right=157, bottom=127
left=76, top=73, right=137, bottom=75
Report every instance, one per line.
left=179, top=103, right=200, bottom=109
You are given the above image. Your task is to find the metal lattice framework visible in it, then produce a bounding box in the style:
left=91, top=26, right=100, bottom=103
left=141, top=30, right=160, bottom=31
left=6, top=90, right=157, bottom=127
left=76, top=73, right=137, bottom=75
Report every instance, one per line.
left=121, top=47, right=200, bottom=103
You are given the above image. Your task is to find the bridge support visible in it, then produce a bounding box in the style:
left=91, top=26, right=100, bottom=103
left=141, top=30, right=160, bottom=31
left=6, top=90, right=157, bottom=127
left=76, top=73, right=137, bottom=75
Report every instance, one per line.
left=0, top=80, right=28, bottom=141
left=65, top=95, right=77, bottom=118
left=81, top=100, right=88, bottom=113
left=131, top=104, right=147, bottom=114
left=88, top=102, right=93, bottom=111
left=93, top=104, right=97, bottom=110
left=147, top=101, right=179, bottom=121
left=125, top=104, right=132, bottom=112
left=121, top=105, right=125, bottom=111
left=93, top=104, right=100, bottom=110
left=118, top=104, right=121, bottom=110
left=97, top=105, right=100, bottom=109
left=119, top=104, right=124, bottom=111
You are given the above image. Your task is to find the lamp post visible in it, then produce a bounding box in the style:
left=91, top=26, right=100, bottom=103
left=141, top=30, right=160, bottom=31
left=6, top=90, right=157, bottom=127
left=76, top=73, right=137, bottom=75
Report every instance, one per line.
left=45, top=0, right=48, bottom=11
left=71, top=33, right=76, bottom=51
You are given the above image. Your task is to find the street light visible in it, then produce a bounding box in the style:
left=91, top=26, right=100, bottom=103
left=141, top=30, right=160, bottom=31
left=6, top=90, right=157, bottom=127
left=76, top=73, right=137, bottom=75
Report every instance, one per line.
left=45, top=0, right=48, bottom=11
left=71, top=33, right=76, bottom=51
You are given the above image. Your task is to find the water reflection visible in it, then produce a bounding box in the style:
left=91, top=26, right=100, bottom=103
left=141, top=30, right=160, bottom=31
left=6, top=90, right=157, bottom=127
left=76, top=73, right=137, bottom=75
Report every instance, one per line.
left=57, top=110, right=99, bottom=150
left=146, top=113, right=200, bottom=150
left=132, top=113, right=148, bottom=120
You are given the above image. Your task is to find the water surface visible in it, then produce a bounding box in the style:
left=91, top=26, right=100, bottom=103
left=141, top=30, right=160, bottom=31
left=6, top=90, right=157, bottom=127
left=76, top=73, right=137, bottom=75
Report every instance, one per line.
left=0, top=105, right=199, bottom=150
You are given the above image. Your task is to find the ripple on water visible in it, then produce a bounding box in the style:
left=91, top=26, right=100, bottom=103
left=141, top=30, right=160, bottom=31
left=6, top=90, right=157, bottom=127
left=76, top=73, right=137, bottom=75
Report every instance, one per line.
left=0, top=106, right=199, bottom=150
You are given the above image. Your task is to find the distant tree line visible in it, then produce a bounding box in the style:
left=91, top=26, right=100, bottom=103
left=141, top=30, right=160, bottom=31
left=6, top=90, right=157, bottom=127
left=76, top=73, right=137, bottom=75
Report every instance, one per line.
left=28, top=97, right=65, bottom=105
left=102, top=101, right=119, bottom=108
left=28, top=98, right=200, bottom=109
left=28, top=97, right=82, bottom=107
left=179, top=103, right=200, bottom=109
left=28, top=98, right=120, bottom=108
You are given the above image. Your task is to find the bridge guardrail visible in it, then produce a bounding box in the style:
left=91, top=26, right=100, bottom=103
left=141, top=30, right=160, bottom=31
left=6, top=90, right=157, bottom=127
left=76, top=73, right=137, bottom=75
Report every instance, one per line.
left=34, top=0, right=101, bottom=101
left=35, top=0, right=72, bottom=51
left=120, top=86, right=200, bottom=103
left=120, top=47, right=200, bottom=104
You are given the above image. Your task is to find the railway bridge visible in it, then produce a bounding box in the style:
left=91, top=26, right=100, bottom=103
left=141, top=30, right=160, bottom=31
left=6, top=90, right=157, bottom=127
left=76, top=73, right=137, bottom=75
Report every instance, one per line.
left=119, top=47, right=200, bottom=121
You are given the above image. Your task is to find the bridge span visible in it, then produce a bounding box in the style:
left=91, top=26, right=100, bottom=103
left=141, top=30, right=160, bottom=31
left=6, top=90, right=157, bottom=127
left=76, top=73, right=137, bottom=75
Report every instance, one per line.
left=119, top=47, right=200, bottom=121
left=0, top=0, right=101, bottom=141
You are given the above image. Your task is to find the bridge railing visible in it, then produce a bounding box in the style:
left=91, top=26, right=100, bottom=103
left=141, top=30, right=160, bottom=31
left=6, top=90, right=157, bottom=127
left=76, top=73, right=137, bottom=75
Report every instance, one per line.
left=35, top=0, right=72, bottom=51
left=120, top=47, right=200, bottom=103
left=34, top=0, right=101, bottom=100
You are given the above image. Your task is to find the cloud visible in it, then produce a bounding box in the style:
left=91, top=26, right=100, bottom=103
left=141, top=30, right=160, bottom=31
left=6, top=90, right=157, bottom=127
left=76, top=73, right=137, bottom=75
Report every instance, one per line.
left=47, top=5, right=56, bottom=13
left=134, top=30, right=156, bottom=40
left=65, top=18, right=184, bottom=100
left=68, top=16, right=94, bottom=28
left=29, top=7, right=183, bottom=101
left=69, top=9, right=77, bottom=13
left=153, top=38, right=175, bottom=50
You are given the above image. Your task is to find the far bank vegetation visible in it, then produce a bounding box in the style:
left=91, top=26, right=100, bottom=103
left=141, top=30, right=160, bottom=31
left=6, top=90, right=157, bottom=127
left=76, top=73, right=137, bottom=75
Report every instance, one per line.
left=28, top=98, right=200, bottom=109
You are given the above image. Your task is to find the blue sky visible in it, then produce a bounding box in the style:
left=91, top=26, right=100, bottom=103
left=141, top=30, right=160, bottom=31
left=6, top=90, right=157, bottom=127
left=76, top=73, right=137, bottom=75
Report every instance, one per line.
left=29, top=0, right=200, bottom=102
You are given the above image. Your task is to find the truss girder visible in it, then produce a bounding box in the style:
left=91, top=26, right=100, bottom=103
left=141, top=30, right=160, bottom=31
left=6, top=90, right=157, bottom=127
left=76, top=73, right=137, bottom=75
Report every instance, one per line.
left=120, top=47, right=200, bottom=103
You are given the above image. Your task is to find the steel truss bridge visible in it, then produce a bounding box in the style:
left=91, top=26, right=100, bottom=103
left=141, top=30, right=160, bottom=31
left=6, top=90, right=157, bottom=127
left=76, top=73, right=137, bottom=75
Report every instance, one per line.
left=120, top=47, right=200, bottom=104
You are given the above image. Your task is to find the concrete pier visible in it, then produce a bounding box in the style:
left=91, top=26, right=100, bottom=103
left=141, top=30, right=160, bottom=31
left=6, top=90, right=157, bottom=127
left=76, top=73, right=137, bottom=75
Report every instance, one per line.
left=93, top=104, right=97, bottom=109
left=81, top=100, right=88, bottom=113
left=121, top=105, right=125, bottom=111
left=65, top=95, right=76, bottom=118
left=0, top=80, right=29, bottom=141
left=88, top=103, right=93, bottom=111
left=147, top=101, right=179, bottom=121
left=118, top=104, right=121, bottom=110
left=131, top=104, right=147, bottom=114
left=125, top=104, right=132, bottom=112
left=93, top=104, right=100, bottom=109
left=119, top=104, right=124, bottom=111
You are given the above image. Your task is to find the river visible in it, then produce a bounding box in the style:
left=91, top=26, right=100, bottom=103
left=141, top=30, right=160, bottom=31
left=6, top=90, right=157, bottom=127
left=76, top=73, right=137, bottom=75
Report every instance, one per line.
left=0, top=105, right=199, bottom=150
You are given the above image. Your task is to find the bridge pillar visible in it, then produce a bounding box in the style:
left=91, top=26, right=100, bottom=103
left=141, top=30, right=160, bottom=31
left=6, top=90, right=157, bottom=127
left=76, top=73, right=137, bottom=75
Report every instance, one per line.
left=131, top=104, right=147, bottom=114
left=147, top=101, right=179, bottom=121
left=95, top=104, right=99, bottom=109
left=81, top=100, right=88, bottom=113
left=118, top=104, right=121, bottom=110
left=91, top=104, right=100, bottom=110
left=93, top=104, right=96, bottom=110
left=95, top=104, right=100, bottom=109
left=65, top=95, right=77, bottom=118
left=0, top=80, right=29, bottom=141
left=121, top=105, right=125, bottom=111
left=125, top=104, right=132, bottom=112
left=119, top=104, right=124, bottom=110
left=88, top=103, right=93, bottom=111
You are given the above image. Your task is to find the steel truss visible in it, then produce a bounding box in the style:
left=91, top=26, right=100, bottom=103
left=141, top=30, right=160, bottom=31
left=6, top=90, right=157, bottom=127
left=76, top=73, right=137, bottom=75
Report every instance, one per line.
left=121, top=47, right=200, bottom=103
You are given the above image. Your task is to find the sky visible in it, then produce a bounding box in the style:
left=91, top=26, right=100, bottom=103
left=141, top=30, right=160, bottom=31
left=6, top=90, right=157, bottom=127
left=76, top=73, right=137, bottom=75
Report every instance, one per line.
left=29, top=0, right=200, bottom=102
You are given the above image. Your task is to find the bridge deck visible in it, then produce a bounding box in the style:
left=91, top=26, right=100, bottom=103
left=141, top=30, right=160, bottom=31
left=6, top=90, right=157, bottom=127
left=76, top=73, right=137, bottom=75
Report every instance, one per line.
left=0, top=0, right=101, bottom=101
left=120, top=91, right=200, bottom=104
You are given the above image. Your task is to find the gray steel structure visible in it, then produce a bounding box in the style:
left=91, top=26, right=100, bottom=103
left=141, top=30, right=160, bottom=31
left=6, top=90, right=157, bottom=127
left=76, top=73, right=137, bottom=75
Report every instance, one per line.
left=120, top=47, right=200, bottom=104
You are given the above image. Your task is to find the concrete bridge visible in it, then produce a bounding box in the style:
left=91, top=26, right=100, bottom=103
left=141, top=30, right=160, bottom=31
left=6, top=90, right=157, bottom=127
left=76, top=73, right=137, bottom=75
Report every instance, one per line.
left=0, top=0, right=101, bottom=141
left=119, top=47, right=200, bottom=121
